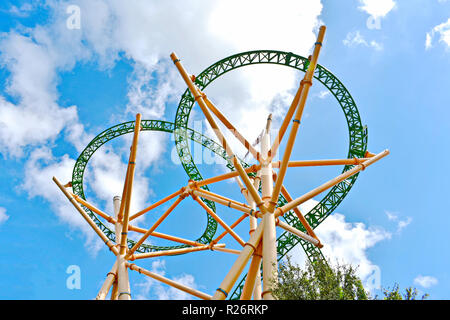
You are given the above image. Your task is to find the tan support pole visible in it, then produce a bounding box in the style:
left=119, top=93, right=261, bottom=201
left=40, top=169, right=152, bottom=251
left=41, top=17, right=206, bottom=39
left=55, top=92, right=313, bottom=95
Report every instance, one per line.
left=268, top=82, right=305, bottom=162
left=211, top=213, right=248, bottom=245
left=128, top=225, right=206, bottom=247
left=192, top=189, right=256, bottom=217
left=119, top=113, right=141, bottom=256
left=95, top=261, right=118, bottom=300
left=127, top=263, right=212, bottom=300
left=96, top=196, right=121, bottom=300
left=129, top=187, right=184, bottom=221
left=130, top=244, right=226, bottom=260
left=240, top=244, right=262, bottom=300
left=261, top=126, right=277, bottom=300
left=110, top=280, right=118, bottom=300
left=52, top=177, right=119, bottom=255
left=70, top=193, right=115, bottom=224
left=277, top=158, right=371, bottom=168
left=126, top=196, right=184, bottom=258
left=117, top=255, right=131, bottom=300
left=194, top=197, right=246, bottom=247
left=250, top=178, right=262, bottom=300
left=276, top=219, right=320, bottom=246
left=280, top=185, right=321, bottom=246
left=212, top=221, right=265, bottom=300
left=194, top=188, right=251, bottom=209
left=196, top=164, right=260, bottom=188
left=203, top=94, right=261, bottom=161
left=211, top=247, right=242, bottom=255
left=268, top=26, right=326, bottom=213
left=275, top=150, right=390, bottom=217
left=170, top=52, right=266, bottom=215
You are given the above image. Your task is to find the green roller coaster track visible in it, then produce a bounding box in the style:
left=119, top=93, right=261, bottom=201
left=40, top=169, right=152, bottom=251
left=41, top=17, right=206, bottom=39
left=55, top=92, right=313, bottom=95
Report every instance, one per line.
left=70, top=49, right=367, bottom=300
left=172, top=50, right=368, bottom=299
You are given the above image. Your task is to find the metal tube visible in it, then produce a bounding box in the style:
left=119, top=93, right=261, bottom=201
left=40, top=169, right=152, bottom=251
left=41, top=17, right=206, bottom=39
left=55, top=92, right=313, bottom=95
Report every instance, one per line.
left=276, top=219, right=320, bottom=246
left=171, top=52, right=266, bottom=214
left=119, top=113, right=142, bottom=255
left=196, top=165, right=260, bottom=188
left=211, top=213, right=248, bottom=245
left=212, top=221, right=265, bottom=300
left=240, top=243, right=262, bottom=300
left=194, top=197, right=245, bottom=247
left=127, top=263, right=212, bottom=300
left=126, top=196, right=184, bottom=258
left=276, top=150, right=390, bottom=217
left=52, top=177, right=119, bottom=255
left=203, top=94, right=261, bottom=161
left=129, top=187, right=184, bottom=221
left=95, top=261, right=118, bottom=300
left=192, top=189, right=254, bottom=216
left=268, top=26, right=326, bottom=213
left=117, top=254, right=131, bottom=300
left=280, top=185, right=321, bottom=246
left=130, top=244, right=226, bottom=260
left=261, top=128, right=277, bottom=300
left=273, top=158, right=371, bottom=168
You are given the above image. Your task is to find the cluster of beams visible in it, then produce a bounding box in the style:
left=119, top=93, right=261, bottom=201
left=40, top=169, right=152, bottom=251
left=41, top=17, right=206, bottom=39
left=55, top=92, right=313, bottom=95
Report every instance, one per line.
left=53, top=25, right=388, bottom=301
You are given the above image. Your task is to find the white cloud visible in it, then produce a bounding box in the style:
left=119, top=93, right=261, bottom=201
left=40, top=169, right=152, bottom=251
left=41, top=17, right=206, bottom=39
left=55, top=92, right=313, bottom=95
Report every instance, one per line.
left=425, top=18, right=450, bottom=50
left=126, top=61, right=179, bottom=119
left=316, top=90, right=330, bottom=99
left=0, top=31, right=82, bottom=157
left=289, top=199, right=391, bottom=292
left=134, top=259, right=201, bottom=300
left=1, top=0, right=324, bottom=253
left=343, top=31, right=383, bottom=51
left=384, top=210, right=412, bottom=233
left=0, top=207, right=9, bottom=225
left=4, top=3, right=37, bottom=18
left=83, top=132, right=167, bottom=227
left=20, top=147, right=104, bottom=254
left=414, top=275, right=438, bottom=288
left=0, top=0, right=324, bottom=157
left=358, top=0, right=396, bottom=19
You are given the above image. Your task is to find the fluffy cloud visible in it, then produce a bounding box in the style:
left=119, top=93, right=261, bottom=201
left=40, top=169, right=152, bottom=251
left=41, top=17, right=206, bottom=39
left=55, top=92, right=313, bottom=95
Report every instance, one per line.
left=0, top=31, right=82, bottom=157
left=425, top=18, right=450, bottom=50
left=20, top=147, right=104, bottom=254
left=290, top=200, right=391, bottom=292
left=0, top=207, right=9, bottom=225
left=343, top=31, right=383, bottom=51
left=358, top=0, right=396, bottom=19
left=1, top=0, right=324, bottom=252
left=414, top=275, right=438, bottom=288
left=84, top=132, right=167, bottom=225
left=0, top=0, right=324, bottom=158
left=385, top=210, right=412, bottom=233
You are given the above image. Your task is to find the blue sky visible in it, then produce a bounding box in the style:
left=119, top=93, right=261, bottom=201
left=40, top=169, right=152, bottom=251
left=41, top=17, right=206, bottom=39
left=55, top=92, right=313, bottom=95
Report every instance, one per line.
left=0, top=0, right=449, bottom=300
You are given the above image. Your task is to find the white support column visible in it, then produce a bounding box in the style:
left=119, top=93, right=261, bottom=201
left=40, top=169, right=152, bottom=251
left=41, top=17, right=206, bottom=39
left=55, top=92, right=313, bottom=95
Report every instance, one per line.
left=250, top=177, right=262, bottom=300
left=95, top=261, right=118, bottom=300
left=261, top=123, right=277, bottom=300
left=114, top=196, right=131, bottom=300
left=114, top=196, right=122, bottom=245
left=95, top=196, right=122, bottom=300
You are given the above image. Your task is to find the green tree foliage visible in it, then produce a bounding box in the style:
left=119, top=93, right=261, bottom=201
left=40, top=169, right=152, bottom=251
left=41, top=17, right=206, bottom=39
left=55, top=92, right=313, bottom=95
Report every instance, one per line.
left=272, top=256, right=369, bottom=300
left=272, top=256, right=428, bottom=300
left=379, top=284, right=429, bottom=300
